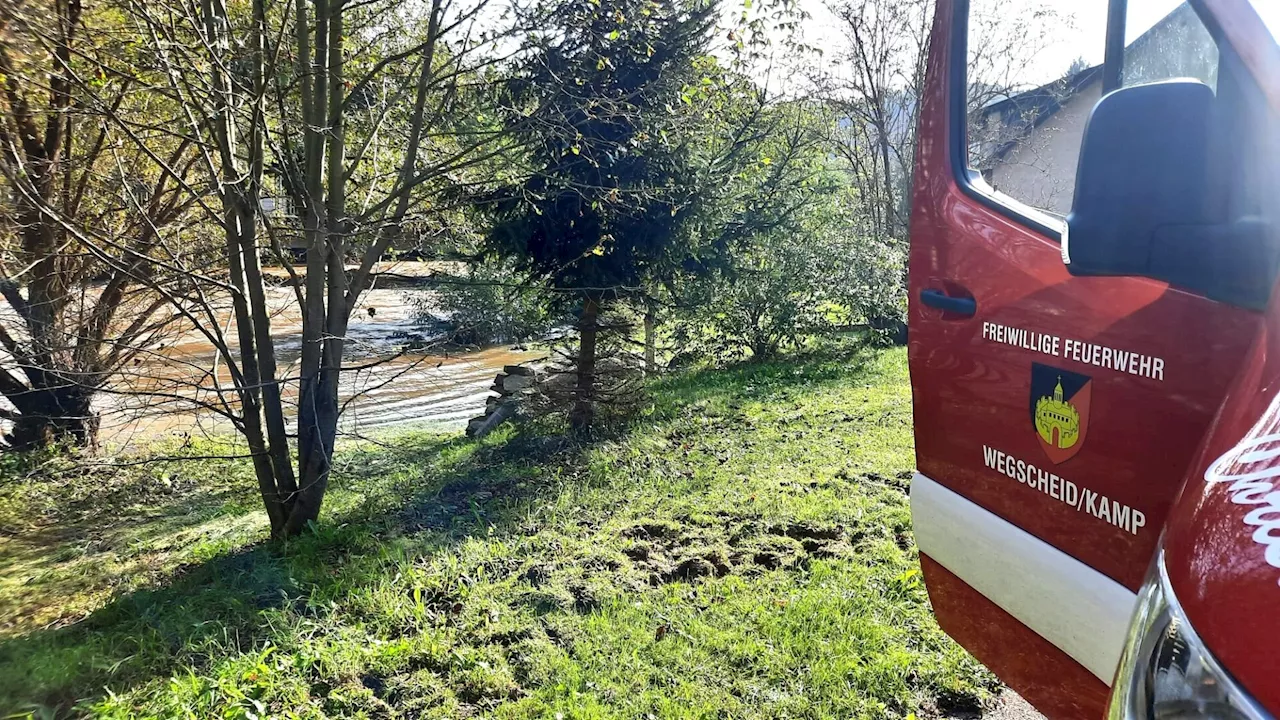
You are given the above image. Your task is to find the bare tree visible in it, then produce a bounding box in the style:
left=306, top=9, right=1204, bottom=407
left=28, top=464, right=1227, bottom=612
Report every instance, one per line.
left=0, top=0, right=200, bottom=449
left=823, top=0, right=932, bottom=244
left=820, top=0, right=1071, bottom=237
left=103, top=0, right=522, bottom=536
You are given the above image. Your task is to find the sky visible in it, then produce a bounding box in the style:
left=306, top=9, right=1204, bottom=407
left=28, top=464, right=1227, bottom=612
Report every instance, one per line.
left=1013, top=0, right=1196, bottom=80
left=772, top=0, right=1224, bottom=90
left=1254, top=0, right=1280, bottom=43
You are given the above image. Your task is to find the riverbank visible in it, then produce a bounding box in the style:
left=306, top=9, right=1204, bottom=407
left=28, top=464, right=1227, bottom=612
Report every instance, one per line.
left=47, top=272, right=546, bottom=447
left=0, top=348, right=1000, bottom=718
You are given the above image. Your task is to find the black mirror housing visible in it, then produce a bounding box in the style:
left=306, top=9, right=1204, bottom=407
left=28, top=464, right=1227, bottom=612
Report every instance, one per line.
left=1065, top=80, right=1216, bottom=278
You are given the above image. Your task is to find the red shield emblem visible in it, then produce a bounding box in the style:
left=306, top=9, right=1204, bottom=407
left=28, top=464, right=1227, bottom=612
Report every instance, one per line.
left=1029, top=363, right=1092, bottom=465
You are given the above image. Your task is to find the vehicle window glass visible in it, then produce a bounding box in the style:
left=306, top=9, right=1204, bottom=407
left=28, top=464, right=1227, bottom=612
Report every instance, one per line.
left=965, top=1, right=1109, bottom=218
left=1121, top=1, right=1218, bottom=90
left=963, top=1, right=1220, bottom=221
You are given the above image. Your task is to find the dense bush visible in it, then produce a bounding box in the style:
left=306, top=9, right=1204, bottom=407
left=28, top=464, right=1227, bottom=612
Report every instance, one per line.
left=415, top=259, right=564, bottom=346
left=683, top=182, right=907, bottom=361
left=838, top=236, right=909, bottom=345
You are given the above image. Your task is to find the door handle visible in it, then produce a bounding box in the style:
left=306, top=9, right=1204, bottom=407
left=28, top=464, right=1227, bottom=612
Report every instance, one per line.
left=920, top=288, right=977, bottom=317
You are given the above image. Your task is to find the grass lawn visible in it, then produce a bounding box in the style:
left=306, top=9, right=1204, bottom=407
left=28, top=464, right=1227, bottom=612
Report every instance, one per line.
left=0, top=347, right=998, bottom=719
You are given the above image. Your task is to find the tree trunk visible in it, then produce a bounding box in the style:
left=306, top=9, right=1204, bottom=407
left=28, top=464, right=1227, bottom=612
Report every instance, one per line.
left=877, top=114, right=897, bottom=239
left=226, top=197, right=289, bottom=535
left=5, top=386, right=99, bottom=450
left=643, top=306, right=655, bottom=375
left=569, top=296, right=600, bottom=432
left=292, top=0, right=332, bottom=538
left=751, top=340, right=774, bottom=362
left=284, top=0, right=348, bottom=538
left=289, top=377, right=339, bottom=536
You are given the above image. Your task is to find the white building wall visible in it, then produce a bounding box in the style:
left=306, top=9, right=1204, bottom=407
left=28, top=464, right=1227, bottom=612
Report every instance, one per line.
left=987, top=82, right=1102, bottom=218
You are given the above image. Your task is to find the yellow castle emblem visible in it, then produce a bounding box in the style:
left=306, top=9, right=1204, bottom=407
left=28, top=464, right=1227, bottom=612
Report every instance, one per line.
left=1034, top=378, right=1080, bottom=450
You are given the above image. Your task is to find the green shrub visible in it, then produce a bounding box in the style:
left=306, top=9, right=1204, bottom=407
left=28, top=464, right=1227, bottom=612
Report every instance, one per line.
left=415, top=259, right=564, bottom=346
left=685, top=227, right=906, bottom=361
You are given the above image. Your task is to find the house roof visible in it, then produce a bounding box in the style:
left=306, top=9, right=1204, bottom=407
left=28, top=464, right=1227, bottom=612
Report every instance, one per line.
left=979, top=63, right=1102, bottom=126
left=976, top=2, right=1199, bottom=161
left=978, top=64, right=1103, bottom=161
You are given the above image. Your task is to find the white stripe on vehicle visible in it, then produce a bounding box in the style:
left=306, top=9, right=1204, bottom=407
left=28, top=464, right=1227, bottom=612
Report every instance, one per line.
left=910, top=472, right=1137, bottom=684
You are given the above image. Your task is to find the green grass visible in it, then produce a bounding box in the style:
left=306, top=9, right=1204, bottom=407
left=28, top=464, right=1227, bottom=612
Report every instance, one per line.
left=0, top=348, right=998, bottom=719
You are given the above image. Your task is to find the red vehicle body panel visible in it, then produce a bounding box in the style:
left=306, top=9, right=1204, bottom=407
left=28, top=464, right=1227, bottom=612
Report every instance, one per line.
left=910, top=0, right=1258, bottom=589
left=1163, top=326, right=1280, bottom=714
left=909, top=0, right=1275, bottom=715
left=1157, top=3, right=1280, bottom=712
left=919, top=555, right=1109, bottom=719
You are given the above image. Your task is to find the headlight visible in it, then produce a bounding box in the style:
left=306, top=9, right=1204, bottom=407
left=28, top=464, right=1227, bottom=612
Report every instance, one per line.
left=1109, top=552, right=1269, bottom=720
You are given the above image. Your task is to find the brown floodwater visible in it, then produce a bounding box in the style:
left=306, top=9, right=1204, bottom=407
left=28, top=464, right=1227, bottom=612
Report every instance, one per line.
left=2, top=268, right=544, bottom=448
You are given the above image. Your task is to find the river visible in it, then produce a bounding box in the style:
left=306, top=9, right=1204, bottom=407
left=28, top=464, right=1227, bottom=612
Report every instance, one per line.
left=2, top=268, right=545, bottom=448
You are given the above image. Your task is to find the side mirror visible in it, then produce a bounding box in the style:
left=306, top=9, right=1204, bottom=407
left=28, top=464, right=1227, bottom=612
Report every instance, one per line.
left=1065, top=80, right=1276, bottom=308
left=1065, top=80, right=1216, bottom=278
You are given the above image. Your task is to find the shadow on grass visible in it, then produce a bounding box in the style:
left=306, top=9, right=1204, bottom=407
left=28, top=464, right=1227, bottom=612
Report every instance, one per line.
left=0, top=431, right=608, bottom=715
left=0, top=456, right=254, bottom=537
left=0, top=346, right=878, bottom=716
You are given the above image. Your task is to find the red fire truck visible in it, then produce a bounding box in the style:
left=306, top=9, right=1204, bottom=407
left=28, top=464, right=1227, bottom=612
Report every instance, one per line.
left=908, top=0, right=1279, bottom=717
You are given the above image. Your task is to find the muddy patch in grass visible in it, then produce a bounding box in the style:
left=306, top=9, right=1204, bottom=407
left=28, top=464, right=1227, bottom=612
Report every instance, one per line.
left=616, top=516, right=861, bottom=583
